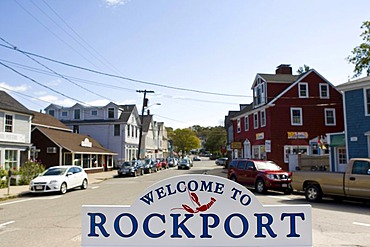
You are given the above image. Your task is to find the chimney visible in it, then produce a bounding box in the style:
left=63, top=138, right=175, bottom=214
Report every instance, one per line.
left=275, top=64, right=292, bottom=75
left=147, top=109, right=150, bottom=115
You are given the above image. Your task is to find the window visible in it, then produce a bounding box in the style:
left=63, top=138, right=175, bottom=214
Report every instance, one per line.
left=127, top=125, right=130, bottom=137
left=135, top=126, right=138, bottom=138
left=5, top=150, right=17, bottom=170
left=260, top=110, right=266, bottom=127
left=114, top=124, right=120, bottom=136
left=244, top=116, right=249, bottom=131
left=237, top=118, right=241, bottom=133
left=62, top=111, right=68, bottom=117
left=108, top=108, right=115, bottom=118
left=254, top=112, right=258, bottom=129
left=5, top=114, right=13, bottom=132
left=73, top=125, right=79, bottom=133
left=91, top=110, right=97, bottom=116
left=298, top=82, right=309, bottom=98
left=253, top=78, right=265, bottom=107
left=325, top=108, right=336, bottom=126
left=365, top=89, right=370, bottom=115
left=352, top=160, right=370, bottom=175
left=290, top=108, right=303, bottom=126
left=284, top=146, right=309, bottom=163
left=320, top=83, right=329, bottom=98
left=236, top=160, right=246, bottom=169
left=48, top=109, right=55, bottom=117
left=74, top=109, right=81, bottom=120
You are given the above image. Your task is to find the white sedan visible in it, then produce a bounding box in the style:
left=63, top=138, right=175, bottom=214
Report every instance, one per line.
left=29, top=165, right=88, bottom=194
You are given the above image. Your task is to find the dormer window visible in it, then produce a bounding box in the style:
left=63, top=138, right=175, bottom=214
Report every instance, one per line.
left=74, top=109, right=81, bottom=120
left=254, top=78, right=266, bottom=107
left=299, top=83, right=309, bottom=98
left=108, top=108, right=115, bottom=118
left=48, top=109, right=55, bottom=117
left=320, top=83, right=329, bottom=99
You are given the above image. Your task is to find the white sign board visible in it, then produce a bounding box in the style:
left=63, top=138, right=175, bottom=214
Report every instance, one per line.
left=82, top=175, right=312, bottom=247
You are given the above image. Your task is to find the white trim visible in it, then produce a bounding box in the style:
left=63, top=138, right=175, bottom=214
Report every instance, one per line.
left=324, top=108, right=336, bottom=126
left=253, top=112, right=258, bottom=129
left=319, top=83, right=330, bottom=99
left=244, top=116, right=249, bottom=131
left=363, top=88, right=370, bottom=116
left=260, top=109, right=266, bottom=127
left=298, top=82, right=309, bottom=98
left=237, top=118, right=241, bottom=133
left=290, top=107, right=303, bottom=126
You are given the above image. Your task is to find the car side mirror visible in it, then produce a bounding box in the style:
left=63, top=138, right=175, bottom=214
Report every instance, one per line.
left=248, top=166, right=256, bottom=171
left=367, top=169, right=370, bottom=175
left=67, top=172, right=73, bottom=176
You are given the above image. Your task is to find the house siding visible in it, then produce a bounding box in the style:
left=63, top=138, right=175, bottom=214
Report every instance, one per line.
left=345, top=89, right=370, bottom=158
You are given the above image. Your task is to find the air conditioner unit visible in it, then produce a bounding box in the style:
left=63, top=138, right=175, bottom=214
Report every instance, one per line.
left=47, top=147, right=57, bottom=153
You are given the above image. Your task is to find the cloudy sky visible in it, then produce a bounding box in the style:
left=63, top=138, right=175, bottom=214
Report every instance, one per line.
left=1, top=0, right=369, bottom=129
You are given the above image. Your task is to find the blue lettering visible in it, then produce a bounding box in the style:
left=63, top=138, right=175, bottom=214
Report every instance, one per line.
left=230, top=188, right=251, bottom=206
left=165, top=184, right=176, bottom=196
left=254, top=213, right=277, bottom=238
left=114, top=213, right=138, bottom=238
left=139, top=191, right=154, bottom=205
left=143, top=213, right=166, bottom=238
left=177, top=181, right=186, bottom=193
left=170, top=214, right=195, bottom=238
left=200, top=180, right=213, bottom=192
left=224, top=213, right=248, bottom=238
left=155, top=187, right=166, bottom=200
left=230, top=187, right=242, bottom=200
left=214, top=182, right=224, bottom=194
left=281, top=213, right=305, bottom=237
left=87, top=213, right=110, bottom=237
left=200, top=213, right=220, bottom=238
left=188, top=180, right=198, bottom=191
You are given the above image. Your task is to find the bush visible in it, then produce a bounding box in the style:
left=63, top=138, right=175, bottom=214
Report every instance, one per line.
left=0, top=169, right=7, bottom=189
left=18, top=160, right=45, bottom=185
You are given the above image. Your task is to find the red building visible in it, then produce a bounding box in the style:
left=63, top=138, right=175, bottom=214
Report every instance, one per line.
left=231, top=64, right=344, bottom=170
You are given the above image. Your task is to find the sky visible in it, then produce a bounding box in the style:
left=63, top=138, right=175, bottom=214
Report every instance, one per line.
left=0, top=0, right=369, bottom=129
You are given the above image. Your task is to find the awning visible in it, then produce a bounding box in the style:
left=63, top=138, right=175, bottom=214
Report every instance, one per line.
left=330, top=134, right=345, bottom=147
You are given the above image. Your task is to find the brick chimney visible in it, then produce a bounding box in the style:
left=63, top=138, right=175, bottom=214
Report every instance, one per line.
left=275, top=64, right=292, bottom=75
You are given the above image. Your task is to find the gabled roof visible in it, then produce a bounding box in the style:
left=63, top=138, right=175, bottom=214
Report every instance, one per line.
left=336, top=75, right=370, bottom=92
left=119, top=104, right=138, bottom=122
left=268, top=69, right=335, bottom=105
left=0, top=90, right=33, bottom=115
left=31, top=111, right=71, bottom=132
left=256, top=73, right=299, bottom=84
left=33, top=126, right=116, bottom=154
left=142, top=115, right=154, bottom=132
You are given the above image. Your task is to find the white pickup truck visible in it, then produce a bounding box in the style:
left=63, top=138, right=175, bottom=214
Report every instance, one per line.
left=292, top=158, right=370, bottom=202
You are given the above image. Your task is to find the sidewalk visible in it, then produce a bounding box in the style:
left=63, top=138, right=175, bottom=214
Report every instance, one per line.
left=0, top=170, right=116, bottom=201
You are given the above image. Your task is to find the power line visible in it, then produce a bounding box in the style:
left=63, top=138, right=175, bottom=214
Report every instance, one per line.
left=0, top=41, right=249, bottom=98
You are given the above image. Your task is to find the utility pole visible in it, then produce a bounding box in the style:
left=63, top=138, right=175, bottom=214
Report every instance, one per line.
left=137, top=90, right=154, bottom=160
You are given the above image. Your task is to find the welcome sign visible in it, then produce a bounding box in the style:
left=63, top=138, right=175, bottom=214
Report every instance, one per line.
left=82, top=175, right=312, bottom=246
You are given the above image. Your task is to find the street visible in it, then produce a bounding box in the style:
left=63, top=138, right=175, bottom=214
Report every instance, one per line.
left=0, top=159, right=369, bottom=247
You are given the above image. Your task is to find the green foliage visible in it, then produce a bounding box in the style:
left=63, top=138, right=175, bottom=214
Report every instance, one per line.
left=0, top=169, right=7, bottom=189
left=172, top=128, right=201, bottom=155
left=347, top=21, right=370, bottom=78
left=296, top=65, right=311, bottom=75
left=18, top=160, right=45, bottom=185
left=204, top=127, right=227, bottom=154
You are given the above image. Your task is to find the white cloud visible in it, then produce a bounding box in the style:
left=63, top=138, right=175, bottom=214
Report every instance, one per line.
left=38, top=95, right=75, bottom=107
left=104, top=0, right=130, bottom=7
left=0, top=82, right=29, bottom=92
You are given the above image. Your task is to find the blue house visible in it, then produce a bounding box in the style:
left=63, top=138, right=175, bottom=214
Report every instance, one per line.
left=336, top=76, right=370, bottom=163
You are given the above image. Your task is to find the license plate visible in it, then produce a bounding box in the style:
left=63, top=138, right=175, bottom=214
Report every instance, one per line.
left=36, top=186, right=43, bottom=190
left=282, top=184, right=287, bottom=187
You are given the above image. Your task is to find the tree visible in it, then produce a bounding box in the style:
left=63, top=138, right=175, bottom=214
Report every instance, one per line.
left=204, top=127, right=226, bottom=155
left=347, top=21, right=370, bottom=78
left=172, top=128, right=201, bottom=156
left=296, top=65, right=310, bottom=75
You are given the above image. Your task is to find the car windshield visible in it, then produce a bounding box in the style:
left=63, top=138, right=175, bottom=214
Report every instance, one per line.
left=122, top=162, right=131, bottom=167
left=255, top=161, right=282, bottom=171
left=42, top=167, right=68, bottom=176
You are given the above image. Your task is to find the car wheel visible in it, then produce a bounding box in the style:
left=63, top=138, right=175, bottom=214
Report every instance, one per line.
left=229, top=175, right=237, bottom=183
left=81, top=179, right=88, bottom=190
left=305, top=184, right=322, bottom=202
left=255, top=179, right=266, bottom=194
left=60, top=182, right=67, bottom=194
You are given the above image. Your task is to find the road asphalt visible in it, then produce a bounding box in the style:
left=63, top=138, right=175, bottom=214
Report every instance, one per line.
left=0, top=169, right=117, bottom=201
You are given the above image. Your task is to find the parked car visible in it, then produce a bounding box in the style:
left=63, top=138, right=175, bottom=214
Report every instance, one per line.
left=215, top=157, right=228, bottom=166
left=193, top=156, right=201, bottom=161
left=178, top=158, right=192, bottom=170
left=117, top=161, right=144, bottom=177
left=142, top=158, right=158, bottom=173
left=155, top=158, right=168, bottom=170
left=167, top=157, right=178, bottom=167
left=29, top=165, right=88, bottom=194
left=227, top=159, right=292, bottom=194
left=292, top=158, right=370, bottom=202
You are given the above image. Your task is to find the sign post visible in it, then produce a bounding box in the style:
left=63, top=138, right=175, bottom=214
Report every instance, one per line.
left=82, top=175, right=312, bottom=247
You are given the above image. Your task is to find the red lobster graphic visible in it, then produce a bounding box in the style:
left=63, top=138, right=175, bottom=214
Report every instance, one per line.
left=171, top=187, right=216, bottom=214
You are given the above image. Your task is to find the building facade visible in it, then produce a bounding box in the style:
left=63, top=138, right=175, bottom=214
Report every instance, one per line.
left=231, top=65, right=344, bottom=170
left=0, top=91, right=32, bottom=170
